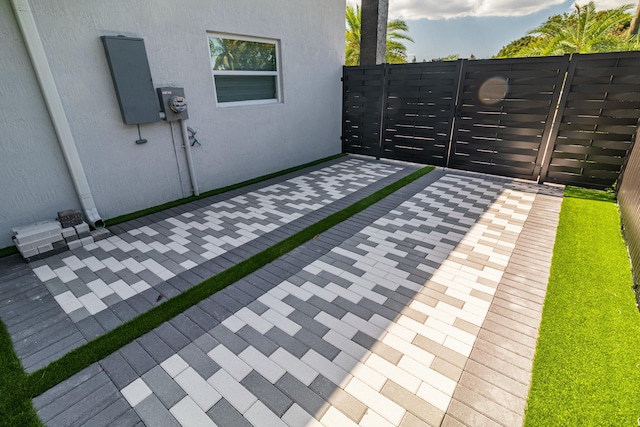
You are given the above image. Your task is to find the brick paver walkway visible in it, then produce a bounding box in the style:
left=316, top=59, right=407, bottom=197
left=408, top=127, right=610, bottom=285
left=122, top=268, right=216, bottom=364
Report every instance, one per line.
left=1, top=157, right=417, bottom=372
left=24, top=162, right=563, bottom=427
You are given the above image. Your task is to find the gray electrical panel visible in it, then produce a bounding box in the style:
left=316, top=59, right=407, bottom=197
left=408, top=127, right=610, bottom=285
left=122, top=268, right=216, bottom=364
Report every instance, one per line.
left=101, top=35, right=160, bottom=125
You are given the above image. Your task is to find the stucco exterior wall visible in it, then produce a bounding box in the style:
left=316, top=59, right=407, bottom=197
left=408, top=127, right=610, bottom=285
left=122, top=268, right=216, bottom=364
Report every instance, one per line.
left=0, top=0, right=345, bottom=248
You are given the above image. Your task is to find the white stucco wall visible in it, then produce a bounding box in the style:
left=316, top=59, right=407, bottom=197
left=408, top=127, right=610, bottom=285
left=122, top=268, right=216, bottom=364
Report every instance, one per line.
left=0, top=0, right=345, bottom=248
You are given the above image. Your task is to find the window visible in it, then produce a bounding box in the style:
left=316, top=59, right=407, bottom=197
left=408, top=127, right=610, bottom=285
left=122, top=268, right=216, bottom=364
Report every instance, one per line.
left=208, top=35, right=281, bottom=106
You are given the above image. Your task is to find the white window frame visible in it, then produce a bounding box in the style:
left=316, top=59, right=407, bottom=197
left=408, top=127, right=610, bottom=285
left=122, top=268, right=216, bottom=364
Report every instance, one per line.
left=208, top=33, right=283, bottom=108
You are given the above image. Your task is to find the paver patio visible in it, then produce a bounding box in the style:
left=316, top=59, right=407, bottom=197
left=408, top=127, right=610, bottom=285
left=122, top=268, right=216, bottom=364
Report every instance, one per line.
left=0, top=156, right=563, bottom=426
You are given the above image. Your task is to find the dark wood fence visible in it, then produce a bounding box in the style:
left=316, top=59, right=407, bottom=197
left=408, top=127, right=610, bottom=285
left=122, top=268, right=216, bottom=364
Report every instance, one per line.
left=618, top=126, right=640, bottom=296
left=343, top=51, right=640, bottom=188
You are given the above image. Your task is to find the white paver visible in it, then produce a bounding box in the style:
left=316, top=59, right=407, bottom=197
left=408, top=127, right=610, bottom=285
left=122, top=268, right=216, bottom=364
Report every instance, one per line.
left=301, top=350, right=351, bottom=388
left=32, top=265, right=56, bottom=282
left=121, top=378, right=152, bottom=407
left=207, top=368, right=257, bottom=414
left=239, top=346, right=286, bottom=383
left=161, top=354, right=189, bottom=378
left=86, top=279, right=114, bottom=299
left=174, top=367, right=221, bottom=411
left=344, top=378, right=406, bottom=425
left=207, top=345, right=252, bottom=382
left=78, top=292, right=108, bottom=315
left=54, top=291, right=82, bottom=314
left=245, top=401, right=289, bottom=427
left=269, top=348, right=318, bottom=386
left=170, top=396, right=217, bottom=427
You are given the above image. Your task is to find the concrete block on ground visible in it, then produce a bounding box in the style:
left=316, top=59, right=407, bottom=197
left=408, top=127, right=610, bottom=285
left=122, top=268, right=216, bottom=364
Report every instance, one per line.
left=58, top=209, right=84, bottom=228
left=19, top=247, right=39, bottom=258
left=12, top=220, right=61, bottom=236
left=91, top=229, right=112, bottom=242
left=12, top=220, right=63, bottom=245
left=80, top=236, right=95, bottom=246
left=68, top=240, right=83, bottom=250
left=62, top=227, right=77, bottom=238
left=74, top=222, right=90, bottom=235
left=37, top=243, right=54, bottom=254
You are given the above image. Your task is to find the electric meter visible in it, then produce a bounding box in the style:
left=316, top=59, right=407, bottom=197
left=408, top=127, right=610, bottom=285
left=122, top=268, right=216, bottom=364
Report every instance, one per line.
left=169, top=96, right=187, bottom=113
left=157, top=87, right=189, bottom=121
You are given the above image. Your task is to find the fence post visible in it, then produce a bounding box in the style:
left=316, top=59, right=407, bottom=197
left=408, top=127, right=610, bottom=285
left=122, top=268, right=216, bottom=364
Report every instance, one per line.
left=376, top=63, right=388, bottom=160
left=341, top=66, right=347, bottom=153
left=445, top=59, right=466, bottom=169
left=617, top=118, right=640, bottom=191
left=538, top=54, right=578, bottom=183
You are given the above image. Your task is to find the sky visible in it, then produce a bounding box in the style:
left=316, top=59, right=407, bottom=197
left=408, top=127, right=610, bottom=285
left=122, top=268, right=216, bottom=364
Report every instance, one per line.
left=350, top=0, right=637, bottom=60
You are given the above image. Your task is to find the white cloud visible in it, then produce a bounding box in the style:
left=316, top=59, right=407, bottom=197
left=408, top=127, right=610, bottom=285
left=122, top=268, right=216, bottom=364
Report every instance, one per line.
left=591, top=0, right=636, bottom=10
left=389, top=0, right=566, bottom=20
left=345, top=0, right=636, bottom=20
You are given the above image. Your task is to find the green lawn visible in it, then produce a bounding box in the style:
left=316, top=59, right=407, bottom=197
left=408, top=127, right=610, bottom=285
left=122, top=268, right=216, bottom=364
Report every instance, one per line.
left=525, top=187, right=640, bottom=426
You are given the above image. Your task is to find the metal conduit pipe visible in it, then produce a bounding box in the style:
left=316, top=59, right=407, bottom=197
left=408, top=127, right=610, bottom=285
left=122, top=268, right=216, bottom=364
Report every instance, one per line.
left=11, top=0, right=104, bottom=228
left=179, top=119, right=199, bottom=196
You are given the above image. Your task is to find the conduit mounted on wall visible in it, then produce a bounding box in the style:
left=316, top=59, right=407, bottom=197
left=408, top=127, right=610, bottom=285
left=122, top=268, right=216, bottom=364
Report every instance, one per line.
left=158, top=87, right=200, bottom=196
left=11, top=0, right=104, bottom=228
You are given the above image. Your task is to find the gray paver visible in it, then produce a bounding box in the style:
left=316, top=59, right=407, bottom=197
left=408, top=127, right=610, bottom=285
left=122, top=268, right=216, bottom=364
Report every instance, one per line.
left=82, top=398, right=133, bottom=427
left=276, top=372, right=328, bottom=419
left=293, top=328, right=340, bottom=361
left=154, top=323, right=190, bottom=352
left=209, top=324, right=250, bottom=355
left=141, top=366, right=187, bottom=408
left=183, top=305, right=219, bottom=331
left=241, top=371, right=294, bottom=417
left=45, top=382, right=120, bottom=427
left=37, top=371, right=111, bottom=422
left=178, top=343, right=220, bottom=379
left=75, top=316, right=105, bottom=340
left=137, top=331, right=176, bottom=364
left=265, top=327, right=309, bottom=358
left=134, top=394, right=181, bottom=427
left=119, top=341, right=156, bottom=376
left=23, top=164, right=565, bottom=427
left=236, top=325, right=279, bottom=356
left=171, top=314, right=207, bottom=341
left=208, top=399, right=253, bottom=427
left=100, top=352, right=139, bottom=389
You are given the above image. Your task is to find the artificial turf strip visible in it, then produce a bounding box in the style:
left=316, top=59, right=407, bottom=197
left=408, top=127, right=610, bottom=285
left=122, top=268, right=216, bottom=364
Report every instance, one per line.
left=104, top=153, right=346, bottom=227
left=0, top=322, right=43, bottom=427
left=524, top=187, right=640, bottom=426
left=24, top=165, right=434, bottom=399
left=0, top=246, right=18, bottom=259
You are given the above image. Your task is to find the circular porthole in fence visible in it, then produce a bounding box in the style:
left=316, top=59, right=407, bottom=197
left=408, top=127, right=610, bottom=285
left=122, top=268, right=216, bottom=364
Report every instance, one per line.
left=478, top=76, right=509, bottom=105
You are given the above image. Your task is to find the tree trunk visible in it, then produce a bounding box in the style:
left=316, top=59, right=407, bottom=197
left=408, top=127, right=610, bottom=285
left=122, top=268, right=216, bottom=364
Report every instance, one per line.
left=629, top=1, right=640, bottom=36
left=360, top=0, right=389, bottom=65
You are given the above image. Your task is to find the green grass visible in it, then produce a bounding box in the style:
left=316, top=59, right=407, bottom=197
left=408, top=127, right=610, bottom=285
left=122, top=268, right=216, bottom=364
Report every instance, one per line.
left=524, top=187, right=640, bottom=426
left=0, top=164, right=434, bottom=426
left=0, top=246, right=18, bottom=259
left=0, top=322, right=42, bottom=427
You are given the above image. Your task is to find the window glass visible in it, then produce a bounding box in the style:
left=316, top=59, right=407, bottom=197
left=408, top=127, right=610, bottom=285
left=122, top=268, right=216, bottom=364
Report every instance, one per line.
left=208, top=35, right=280, bottom=106
left=210, top=38, right=276, bottom=71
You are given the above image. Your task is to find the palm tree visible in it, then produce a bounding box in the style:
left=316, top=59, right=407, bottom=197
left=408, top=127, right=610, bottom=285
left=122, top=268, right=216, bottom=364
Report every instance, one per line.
left=523, top=1, right=633, bottom=55
left=628, top=1, right=640, bottom=35
left=210, top=38, right=276, bottom=71
left=345, top=4, right=413, bottom=66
